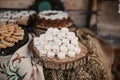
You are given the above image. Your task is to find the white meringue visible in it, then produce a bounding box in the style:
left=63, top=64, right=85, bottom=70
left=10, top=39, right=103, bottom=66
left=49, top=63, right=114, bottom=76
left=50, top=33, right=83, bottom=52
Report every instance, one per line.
left=47, top=51, right=55, bottom=58
left=39, top=34, right=45, bottom=40
left=74, top=37, right=78, bottom=41
left=54, top=38, right=62, bottom=46
left=75, top=47, right=81, bottom=54
left=61, top=38, right=69, bottom=45
left=46, top=28, right=54, bottom=34
left=40, top=50, right=47, bottom=57
left=67, top=35, right=73, bottom=40
left=44, top=44, right=51, bottom=51
left=52, top=28, right=59, bottom=36
left=34, top=27, right=81, bottom=59
left=45, top=34, right=53, bottom=41
left=60, top=45, right=68, bottom=53
left=57, top=52, right=65, bottom=59
left=68, top=51, right=75, bottom=57
left=36, top=45, right=43, bottom=51
left=70, top=32, right=76, bottom=37
left=61, top=28, right=69, bottom=34
left=52, top=45, right=59, bottom=53
left=57, top=32, right=66, bottom=38
left=40, top=40, right=48, bottom=45
left=67, top=44, right=75, bottom=51
left=71, top=39, right=78, bottom=46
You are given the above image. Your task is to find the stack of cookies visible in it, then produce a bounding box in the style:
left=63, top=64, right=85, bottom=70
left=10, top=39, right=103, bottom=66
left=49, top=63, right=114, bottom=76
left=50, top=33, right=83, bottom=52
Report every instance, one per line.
left=0, top=23, right=29, bottom=56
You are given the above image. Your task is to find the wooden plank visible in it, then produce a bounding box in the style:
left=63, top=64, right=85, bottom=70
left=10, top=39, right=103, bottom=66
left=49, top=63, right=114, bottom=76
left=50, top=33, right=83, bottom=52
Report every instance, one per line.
left=93, top=0, right=98, bottom=11
left=90, top=0, right=98, bottom=25
left=67, top=10, right=87, bottom=27
left=89, top=0, right=98, bottom=33
left=64, top=0, right=89, bottom=10
left=90, top=14, right=97, bottom=26
left=97, top=30, right=120, bottom=38
left=97, top=0, right=120, bottom=38
left=98, top=1, right=118, bottom=15
left=0, top=0, right=35, bottom=9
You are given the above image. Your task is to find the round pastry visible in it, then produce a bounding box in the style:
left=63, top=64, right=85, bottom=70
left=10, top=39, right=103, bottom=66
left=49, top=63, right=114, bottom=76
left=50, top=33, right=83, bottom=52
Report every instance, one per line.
left=30, top=28, right=88, bottom=69
left=0, top=23, right=29, bottom=56
left=36, top=10, right=72, bottom=28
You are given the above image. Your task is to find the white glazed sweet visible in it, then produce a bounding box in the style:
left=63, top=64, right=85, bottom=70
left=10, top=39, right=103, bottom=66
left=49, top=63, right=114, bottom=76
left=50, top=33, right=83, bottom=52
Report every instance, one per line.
left=44, top=44, right=51, bottom=51
left=34, top=27, right=81, bottom=59
left=46, top=28, right=54, bottom=34
left=57, top=32, right=66, bottom=39
left=68, top=51, right=75, bottom=57
left=40, top=49, right=47, bottom=56
left=74, top=47, right=81, bottom=54
left=60, top=45, right=68, bottom=53
left=61, top=28, right=69, bottom=34
left=71, top=39, right=78, bottom=46
left=45, top=34, right=53, bottom=41
left=39, top=34, right=45, bottom=39
left=67, top=44, right=75, bottom=51
left=52, top=45, right=59, bottom=53
left=61, top=38, right=69, bottom=45
left=54, top=38, right=62, bottom=46
left=52, top=28, right=60, bottom=36
left=57, top=52, right=66, bottom=59
left=47, top=51, right=55, bottom=58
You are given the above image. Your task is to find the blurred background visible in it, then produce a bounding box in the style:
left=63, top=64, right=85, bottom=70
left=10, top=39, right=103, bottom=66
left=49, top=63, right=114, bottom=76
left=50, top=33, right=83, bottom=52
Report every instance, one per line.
left=0, top=0, right=120, bottom=79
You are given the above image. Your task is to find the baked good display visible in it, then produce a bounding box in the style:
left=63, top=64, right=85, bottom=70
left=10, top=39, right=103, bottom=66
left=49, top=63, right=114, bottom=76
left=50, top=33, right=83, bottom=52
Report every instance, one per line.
left=0, top=9, right=114, bottom=80
left=30, top=26, right=113, bottom=80
left=31, top=27, right=88, bottom=69
left=32, top=28, right=88, bottom=68
left=34, top=10, right=73, bottom=36
left=0, top=10, right=36, bottom=26
left=30, top=10, right=113, bottom=80
left=0, top=23, right=29, bottom=56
